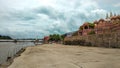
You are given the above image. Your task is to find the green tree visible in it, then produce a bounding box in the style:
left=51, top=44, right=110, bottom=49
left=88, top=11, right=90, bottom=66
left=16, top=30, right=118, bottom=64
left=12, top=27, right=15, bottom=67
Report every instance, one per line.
left=49, top=34, right=62, bottom=42
left=88, top=23, right=95, bottom=29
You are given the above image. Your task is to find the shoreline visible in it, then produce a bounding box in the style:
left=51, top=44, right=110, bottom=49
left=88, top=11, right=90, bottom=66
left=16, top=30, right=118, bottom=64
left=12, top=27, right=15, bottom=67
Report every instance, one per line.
left=0, top=47, right=27, bottom=68
left=1, top=44, right=119, bottom=68
left=8, top=44, right=120, bottom=68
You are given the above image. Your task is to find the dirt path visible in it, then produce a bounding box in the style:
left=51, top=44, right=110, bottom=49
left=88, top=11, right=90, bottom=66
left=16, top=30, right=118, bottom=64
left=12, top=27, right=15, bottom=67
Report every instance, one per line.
left=8, top=44, right=120, bottom=68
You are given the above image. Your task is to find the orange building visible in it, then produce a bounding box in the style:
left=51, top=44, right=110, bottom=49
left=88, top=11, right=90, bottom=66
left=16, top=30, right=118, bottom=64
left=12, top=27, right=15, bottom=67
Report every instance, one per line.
left=77, top=14, right=120, bottom=36
left=78, top=22, right=94, bottom=36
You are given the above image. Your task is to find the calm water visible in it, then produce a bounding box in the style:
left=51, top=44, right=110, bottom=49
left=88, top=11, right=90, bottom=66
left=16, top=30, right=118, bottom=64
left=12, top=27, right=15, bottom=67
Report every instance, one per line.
left=0, top=42, right=35, bottom=64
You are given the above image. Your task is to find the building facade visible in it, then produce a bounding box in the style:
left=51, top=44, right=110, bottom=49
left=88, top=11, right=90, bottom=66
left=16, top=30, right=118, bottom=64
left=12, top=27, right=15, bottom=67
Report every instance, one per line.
left=77, top=13, right=120, bottom=36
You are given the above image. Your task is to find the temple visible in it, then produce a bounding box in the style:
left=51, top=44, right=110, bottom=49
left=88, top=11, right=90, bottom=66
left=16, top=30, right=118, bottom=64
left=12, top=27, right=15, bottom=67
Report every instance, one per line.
left=77, top=12, right=120, bottom=36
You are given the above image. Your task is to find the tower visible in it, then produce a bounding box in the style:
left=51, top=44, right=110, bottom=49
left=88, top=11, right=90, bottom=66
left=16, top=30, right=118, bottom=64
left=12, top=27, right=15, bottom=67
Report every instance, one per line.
left=106, top=13, right=109, bottom=19
left=110, top=12, right=113, bottom=17
left=114, top=13, right=116, bottom=16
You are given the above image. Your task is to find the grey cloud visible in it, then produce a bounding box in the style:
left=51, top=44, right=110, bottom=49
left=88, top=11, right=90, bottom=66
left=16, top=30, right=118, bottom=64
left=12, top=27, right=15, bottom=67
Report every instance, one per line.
left=34, top=7, right=67, bottom=21
left=0, top=0, right=119, bottom=39
left=9, top=11, right=37, bottom=21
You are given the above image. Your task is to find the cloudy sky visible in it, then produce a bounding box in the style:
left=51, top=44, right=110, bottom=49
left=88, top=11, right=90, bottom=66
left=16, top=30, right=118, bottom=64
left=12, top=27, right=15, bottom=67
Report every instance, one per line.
left=0, top=0, right=120, bottom=39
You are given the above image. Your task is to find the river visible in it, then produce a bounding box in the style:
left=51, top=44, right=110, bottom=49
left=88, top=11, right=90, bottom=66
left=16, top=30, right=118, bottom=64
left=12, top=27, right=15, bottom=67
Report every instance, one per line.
left=0, top=42, right=35, bottom=64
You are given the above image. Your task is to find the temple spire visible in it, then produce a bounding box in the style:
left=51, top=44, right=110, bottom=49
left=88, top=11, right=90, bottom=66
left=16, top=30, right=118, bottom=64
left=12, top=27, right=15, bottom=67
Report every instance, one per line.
left=110, top=12, right=113, bottom=17
left=114, top=13, right=116, bottom=16
left=106, top=13, right=109, bottom=19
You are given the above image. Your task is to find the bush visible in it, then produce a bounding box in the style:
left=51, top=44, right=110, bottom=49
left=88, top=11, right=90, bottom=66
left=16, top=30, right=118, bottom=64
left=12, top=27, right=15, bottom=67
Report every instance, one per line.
left=49, top=34, right=62, bottom=42
left=88, top=31, right=95, bottom=35
left=88, top=23, right=95, bottom=29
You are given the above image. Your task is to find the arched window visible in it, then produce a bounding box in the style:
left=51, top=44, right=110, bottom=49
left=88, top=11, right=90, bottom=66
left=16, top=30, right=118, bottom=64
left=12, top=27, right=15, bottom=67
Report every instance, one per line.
left=84, top=26, right=88, bottom=29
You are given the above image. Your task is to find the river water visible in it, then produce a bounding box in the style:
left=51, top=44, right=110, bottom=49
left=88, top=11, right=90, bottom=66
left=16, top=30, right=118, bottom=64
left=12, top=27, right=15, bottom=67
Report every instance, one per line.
left=0, top=42, right=35, bottom=64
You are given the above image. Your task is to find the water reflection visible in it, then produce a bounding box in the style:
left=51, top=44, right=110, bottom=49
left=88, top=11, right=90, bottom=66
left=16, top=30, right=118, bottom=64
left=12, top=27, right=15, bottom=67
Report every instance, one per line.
left=0, top=42, right=35, bottom=64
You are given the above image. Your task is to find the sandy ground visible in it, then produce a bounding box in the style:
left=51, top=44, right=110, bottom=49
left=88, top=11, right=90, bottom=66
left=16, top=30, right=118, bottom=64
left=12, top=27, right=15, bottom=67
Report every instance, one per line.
left=8, top=44, right=120, bottom=68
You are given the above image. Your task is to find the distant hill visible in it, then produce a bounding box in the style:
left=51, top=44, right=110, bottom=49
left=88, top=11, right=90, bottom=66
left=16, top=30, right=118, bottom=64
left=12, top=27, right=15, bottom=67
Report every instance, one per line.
left=0, top=35, right=12, bottom=39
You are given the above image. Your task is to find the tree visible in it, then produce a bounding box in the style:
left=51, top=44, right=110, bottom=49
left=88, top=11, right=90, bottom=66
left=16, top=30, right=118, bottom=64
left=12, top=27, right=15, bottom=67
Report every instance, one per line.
left=88, top=23, right=95, bottom=29
left=49, top=34, right=62, bottom=42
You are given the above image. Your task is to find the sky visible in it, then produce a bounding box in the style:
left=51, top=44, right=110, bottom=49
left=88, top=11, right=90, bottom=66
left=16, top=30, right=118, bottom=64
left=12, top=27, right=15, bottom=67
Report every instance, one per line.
left=0, top=0, right=120, bottom=39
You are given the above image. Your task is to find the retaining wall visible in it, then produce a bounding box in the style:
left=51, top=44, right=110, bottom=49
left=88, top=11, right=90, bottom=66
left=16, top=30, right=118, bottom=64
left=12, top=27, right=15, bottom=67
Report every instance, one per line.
left=64, top=32, right=120, bottom=48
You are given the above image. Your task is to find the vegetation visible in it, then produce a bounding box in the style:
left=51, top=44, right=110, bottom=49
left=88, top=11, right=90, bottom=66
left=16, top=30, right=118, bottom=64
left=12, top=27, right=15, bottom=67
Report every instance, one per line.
left=88, top=23, right=95, bottom=29
left=0, top=35, right=12, bottom=39
left=88, top=31, right=96, bottom=35
left=61, top=34, right=66, bottom=40
left=49, top=34, right=63, bottom=42
left=79, top=26, right=83, bottom=30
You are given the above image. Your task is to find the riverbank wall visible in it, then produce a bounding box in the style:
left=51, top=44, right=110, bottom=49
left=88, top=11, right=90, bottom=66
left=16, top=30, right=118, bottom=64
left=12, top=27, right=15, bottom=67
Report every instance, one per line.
left=64, top=32, right=120, bottom=48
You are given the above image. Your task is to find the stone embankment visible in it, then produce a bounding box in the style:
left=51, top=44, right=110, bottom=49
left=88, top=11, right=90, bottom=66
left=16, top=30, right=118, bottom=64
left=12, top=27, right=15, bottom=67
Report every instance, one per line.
left=64, top=32, right=120, bottom=48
